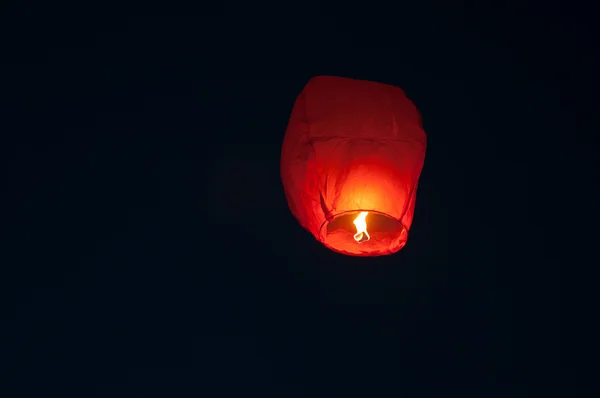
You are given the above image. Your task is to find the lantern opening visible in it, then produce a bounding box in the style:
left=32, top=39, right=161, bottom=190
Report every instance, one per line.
left=319, top=210, right=408, bottom=256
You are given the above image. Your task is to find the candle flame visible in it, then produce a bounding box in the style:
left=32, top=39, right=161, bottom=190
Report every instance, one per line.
left=353, top=211, right=370, bottom=243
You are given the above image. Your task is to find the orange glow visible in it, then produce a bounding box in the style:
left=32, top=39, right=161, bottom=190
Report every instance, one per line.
left=280, top=75, right=426, bottom=256
left=353, top=211, right=370, bottom=243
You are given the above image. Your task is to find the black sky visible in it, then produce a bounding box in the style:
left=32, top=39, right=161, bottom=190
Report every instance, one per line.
left=2, top=2, right=597, bottom=397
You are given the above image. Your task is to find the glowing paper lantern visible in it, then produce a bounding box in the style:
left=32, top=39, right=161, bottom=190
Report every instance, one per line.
left=280, top=76, right=427, bottom=256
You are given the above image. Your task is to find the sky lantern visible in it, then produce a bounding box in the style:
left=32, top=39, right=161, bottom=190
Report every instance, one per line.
left=280, top=76, right=427, bottom=256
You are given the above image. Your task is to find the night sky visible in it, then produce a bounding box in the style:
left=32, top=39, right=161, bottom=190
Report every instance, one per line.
left=2, top=2, right=596, bottom=397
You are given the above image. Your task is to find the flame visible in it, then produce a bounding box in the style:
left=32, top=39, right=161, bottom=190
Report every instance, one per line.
left=353, top=211, right=370, bottom=243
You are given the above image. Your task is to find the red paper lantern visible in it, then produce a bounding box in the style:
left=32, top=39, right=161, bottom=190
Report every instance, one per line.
left=280, top=76, right=427, bottom=256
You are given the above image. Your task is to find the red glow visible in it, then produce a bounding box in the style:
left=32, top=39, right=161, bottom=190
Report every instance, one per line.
left=280, top=76, right=426, bottom=256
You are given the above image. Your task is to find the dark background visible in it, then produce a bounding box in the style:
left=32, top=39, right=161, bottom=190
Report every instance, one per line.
left=2, top=1, right=597, bottom=396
